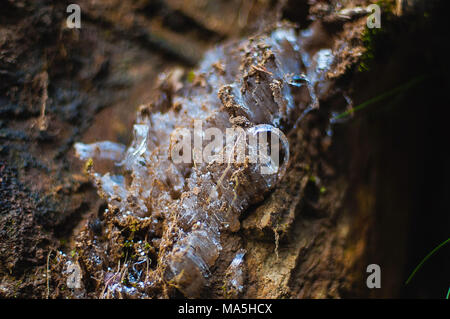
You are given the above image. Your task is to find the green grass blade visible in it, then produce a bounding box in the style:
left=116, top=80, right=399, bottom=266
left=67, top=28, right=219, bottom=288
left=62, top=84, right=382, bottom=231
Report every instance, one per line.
left=333, top=75, right=426, bottom=120
left=405, top=237, right=450, bottom=285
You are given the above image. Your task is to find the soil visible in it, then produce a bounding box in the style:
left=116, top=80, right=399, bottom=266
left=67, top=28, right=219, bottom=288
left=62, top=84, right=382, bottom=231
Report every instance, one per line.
left=1, top=0, right=449, bottom=298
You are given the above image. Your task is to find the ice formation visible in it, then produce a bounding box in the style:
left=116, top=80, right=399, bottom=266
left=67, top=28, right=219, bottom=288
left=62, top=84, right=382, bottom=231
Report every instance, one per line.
left=74, top=25, right=333, bottom=297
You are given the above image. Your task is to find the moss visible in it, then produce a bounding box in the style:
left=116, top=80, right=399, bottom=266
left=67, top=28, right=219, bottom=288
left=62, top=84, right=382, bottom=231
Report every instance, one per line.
left=186, top=70, right=195, bottom=83
left=359, top=26, right=380, bottom=72
left=84, top=158, right=93, bottom=174
left=376, top=0, right=396, bottom=13
left=123, top=240, right=133, bottom=248
left=358, top=0, right=396, bottom=72
left=15, top=279, right=23, bottom=289
left=143, top=242, right=152, bottom=254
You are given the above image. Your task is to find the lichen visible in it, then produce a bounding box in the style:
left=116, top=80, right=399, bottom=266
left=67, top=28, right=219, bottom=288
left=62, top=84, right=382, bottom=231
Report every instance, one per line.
left=359, top=0, right=397, bottom=72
